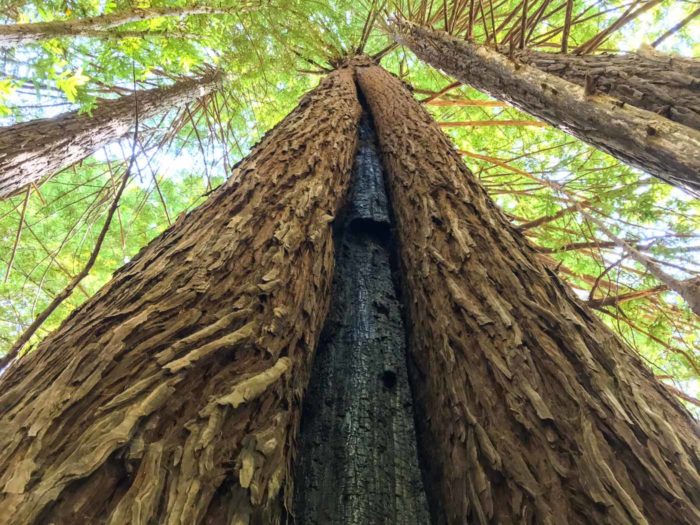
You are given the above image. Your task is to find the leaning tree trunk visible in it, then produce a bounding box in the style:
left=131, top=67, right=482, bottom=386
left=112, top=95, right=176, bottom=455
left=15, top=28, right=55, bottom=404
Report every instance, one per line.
left=513, top=48, right=700, bottom=131
left=391, top=19, right=700, bottom=198
left=0, top=6, right=236, bottom=47
left=0, top=71, right=220, bottom=199
left=0, top=66, right=361, bottom=524
left=356, top=63, right=700, bottom=524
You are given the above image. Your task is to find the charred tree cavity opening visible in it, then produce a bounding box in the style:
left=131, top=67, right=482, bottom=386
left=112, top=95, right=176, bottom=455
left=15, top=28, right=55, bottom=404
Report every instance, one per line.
left=292, top=112, right=430, bottom=524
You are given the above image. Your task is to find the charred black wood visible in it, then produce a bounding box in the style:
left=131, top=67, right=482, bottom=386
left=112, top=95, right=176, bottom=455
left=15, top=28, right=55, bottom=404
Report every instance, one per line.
left=293, top=114, right=430, bottom=524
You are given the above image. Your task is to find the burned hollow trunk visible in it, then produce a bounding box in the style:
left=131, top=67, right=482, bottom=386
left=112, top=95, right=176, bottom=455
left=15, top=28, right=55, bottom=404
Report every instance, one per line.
left=357, top=62, right=700, bottom=524
left=293, top=114, right=430, bottom=524
left=392, top=18, right=700, bottom=198
left=0, top=66, right=361, bottom=524
left=514, top=48, right=700, bottom=131
left=0, top=70, right=220, bottom=199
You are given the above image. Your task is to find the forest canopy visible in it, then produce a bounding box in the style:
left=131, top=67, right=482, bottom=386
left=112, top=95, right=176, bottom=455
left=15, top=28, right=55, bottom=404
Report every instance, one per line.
left=0, top=0, right=698, bottom=411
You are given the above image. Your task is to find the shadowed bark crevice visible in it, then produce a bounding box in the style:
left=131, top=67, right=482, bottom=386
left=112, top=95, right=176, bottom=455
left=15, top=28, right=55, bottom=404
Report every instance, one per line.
left=293, top=113, right=430, bottom=524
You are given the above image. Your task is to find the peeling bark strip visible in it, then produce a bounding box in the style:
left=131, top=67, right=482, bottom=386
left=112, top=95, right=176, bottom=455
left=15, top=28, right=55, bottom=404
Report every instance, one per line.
left=0, top=6, right=241, bottom=47
left=357, top=64, right=700, bottom=524
left=392, top=19, right=700, bottom=198
left=0, top=67, right=361, bottom=524
left=0, top=71, right=220, bottom=199
left=293, top=115, right=430, bottom=524
left=514, top=48, right=700, bottom=131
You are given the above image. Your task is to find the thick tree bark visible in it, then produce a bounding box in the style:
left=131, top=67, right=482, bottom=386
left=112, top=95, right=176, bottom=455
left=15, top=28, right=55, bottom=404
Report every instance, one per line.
left=293, top=114, right=430, bottom=523
left=392, top=19, right=700, bottom=198
left=0, top=66, right=361, bottom=524
left=0, top=6, right=237, bottom=47
left=0, top=71, right=220, bottom=199
left=515, top=48, right=700, bottom=131
left=357, top=63, right=700, bottom=524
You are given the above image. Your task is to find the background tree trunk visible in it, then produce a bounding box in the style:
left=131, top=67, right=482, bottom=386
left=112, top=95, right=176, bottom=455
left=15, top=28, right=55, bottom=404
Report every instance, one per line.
left=515, top=48, right=700, bottom=131
left=0, top=71, right=220, bottom=199
left=392, top=19, right=700, bottom=198
left=0, top=66, right=361, bottom=524
left=357, top=63, right=700, bottom=524
left=0, top=6, right=236, bottom=47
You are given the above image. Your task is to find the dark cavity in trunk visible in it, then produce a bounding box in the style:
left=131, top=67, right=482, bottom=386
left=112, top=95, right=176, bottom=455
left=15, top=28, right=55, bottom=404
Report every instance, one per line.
left=293, top=113, right=430, bottom=524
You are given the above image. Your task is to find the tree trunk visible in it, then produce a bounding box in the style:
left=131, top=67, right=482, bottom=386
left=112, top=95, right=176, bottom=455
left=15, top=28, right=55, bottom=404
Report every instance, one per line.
left=0, top=6, right=236, bottom=47
left=293, top=114, right=430, bottom=523
left=391, top=19, right=700, bottom=198
left=0, top=71, right=220, bottom=199
left=515, top=48, right=700, bottom=131
left=0, top=66, right=361, bottom=524
left=356, top=63, right=700, bottom=524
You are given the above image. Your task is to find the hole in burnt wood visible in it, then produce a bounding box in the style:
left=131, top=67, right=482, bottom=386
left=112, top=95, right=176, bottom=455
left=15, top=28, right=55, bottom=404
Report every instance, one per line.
left=380, top=369, right=397, bottom=390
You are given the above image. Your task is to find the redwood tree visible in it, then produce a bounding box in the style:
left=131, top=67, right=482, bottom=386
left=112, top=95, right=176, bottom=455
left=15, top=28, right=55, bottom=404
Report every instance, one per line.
left=391, top=19, right=700, bottom=197
left=0, top=66, right=360, bottom=524
left=0, top=6, right=238, bottom=47
left=357, top=62, right=700, bottom=524
left=514, top=48, right=700, bottom=131
left=0, top=58, right=699, bottom=525
left=0, top=71, right=220, bottom=199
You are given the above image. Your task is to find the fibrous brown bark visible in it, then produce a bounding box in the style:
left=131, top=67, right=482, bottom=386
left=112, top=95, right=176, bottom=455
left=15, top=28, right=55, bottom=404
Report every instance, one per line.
left=0, top=6, right=240, bottom=47
left=0, top=71, right=220, bottom=199
left=0, top=66, right=361, bottom=524
left=392, top=19, right=700, bottom=198
left=515, top=48, right=700, bottom=131
left=357, top=63, right=700, bottom=524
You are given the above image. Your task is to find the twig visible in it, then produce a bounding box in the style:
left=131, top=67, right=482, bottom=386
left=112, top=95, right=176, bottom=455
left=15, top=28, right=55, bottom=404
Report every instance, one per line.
left=4, top=187, right=30, bottom=283
left=651, top=6, right=700, bottom=48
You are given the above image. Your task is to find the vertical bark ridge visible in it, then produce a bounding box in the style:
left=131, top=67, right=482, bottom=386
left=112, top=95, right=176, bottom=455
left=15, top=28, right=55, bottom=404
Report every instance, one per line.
left=357, top=63, right=700, bottom=525
left=293, top=114, right=430, bottom=524
left=0, top=71, right=220, bottom=199
left=391, top=19, right=700, bottom=197
left=0, top=66, right=361, bottom=524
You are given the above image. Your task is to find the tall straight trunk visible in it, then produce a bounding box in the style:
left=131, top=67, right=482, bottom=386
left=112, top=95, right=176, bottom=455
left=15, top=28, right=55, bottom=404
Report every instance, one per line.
left=392, top=19, right=700, bottom=198
left=0, top=6, right=237, bottom=47
left=0, top=66, right=361, bottom=524
left=0, top=71, right=220, bottom=199
left=356, top=63, right=700, bottom=524
left=514, top=48, right=700, bottom=131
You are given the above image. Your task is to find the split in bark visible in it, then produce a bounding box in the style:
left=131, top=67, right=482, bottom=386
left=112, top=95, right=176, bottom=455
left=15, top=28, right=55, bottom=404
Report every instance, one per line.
left=0, top=6, right=245, bottom=47
left=0, top=70, right=221, bottom=199
left=293, top=113, right=430, bottom=524
left=0, top=66, right=361, bottom=524
left=391, top=18, right=700, bottom=197
left=357, top=61, right=700, bottom=524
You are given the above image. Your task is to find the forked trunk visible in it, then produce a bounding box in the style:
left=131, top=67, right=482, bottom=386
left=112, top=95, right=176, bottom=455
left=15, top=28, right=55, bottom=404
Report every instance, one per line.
left=0, top=71, right=220, bottom=199
left=392, top=19, right=700, bottom=197
left=514, top=48, right=700, bottom=131
left=356, top=63, right=700, bottom=524
left=0, top=66, right=361, bottom=524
